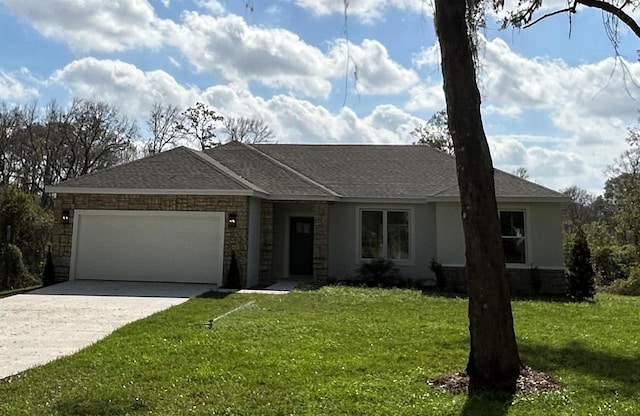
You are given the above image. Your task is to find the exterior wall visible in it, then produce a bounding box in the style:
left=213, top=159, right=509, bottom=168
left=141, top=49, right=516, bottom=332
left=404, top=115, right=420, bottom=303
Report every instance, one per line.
left=328, top=202, right=437, bottom=283
left=313, top=202, right=329, bottom=280
left=435, top=203, right=465, bottom=265
left=52, top=193, right=250, bottom=286
left=528, top=203, right=564, bottom=268
left=435, top=201, right=565, bottom=268
left=271, top=201, right=329, bottom=280
left=246, top=197, right=261, bottom=287
left=259, top=201, right=274, bottom=285
left=434, top=201, right=566, bottom=295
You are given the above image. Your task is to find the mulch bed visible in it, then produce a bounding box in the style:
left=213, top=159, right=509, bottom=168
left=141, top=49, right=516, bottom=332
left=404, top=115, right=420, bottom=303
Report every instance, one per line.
left=428, top=366, right=563, bottom=395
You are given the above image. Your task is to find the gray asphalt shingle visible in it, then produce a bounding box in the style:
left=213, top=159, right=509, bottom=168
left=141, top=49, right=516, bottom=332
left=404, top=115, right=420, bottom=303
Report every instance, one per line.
left=49, top=146, right=253, bottom=191
left=49, top=141, right=563, bottom=200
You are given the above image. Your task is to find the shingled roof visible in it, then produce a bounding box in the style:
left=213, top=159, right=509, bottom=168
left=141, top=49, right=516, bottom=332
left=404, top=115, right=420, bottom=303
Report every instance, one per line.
left=47, top=146, right=259, bottom=195
left=48, top=141, right=564, bottom=201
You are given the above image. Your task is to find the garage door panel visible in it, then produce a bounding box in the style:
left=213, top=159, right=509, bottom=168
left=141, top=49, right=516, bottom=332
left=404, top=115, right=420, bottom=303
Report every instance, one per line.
left=71, top=210, right=224, bottom=285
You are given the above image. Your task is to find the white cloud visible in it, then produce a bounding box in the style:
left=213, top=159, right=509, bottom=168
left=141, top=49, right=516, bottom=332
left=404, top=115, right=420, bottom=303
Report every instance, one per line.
left=412, top=43, right=440, bottom=69
left=169, top=12, right=334, bottom=98
left=167, top=13, right=419, bottom=99
left=195, top=0, right=225, bottom=15
left=478, top=37, right=640, bottom=147
left=47, top=60, right=425, bottom=146
left=50, top=58, right=200, bottom=117
left=327, top=39, right=419, bottom=95
left=0, top=70, right=38, bottom=101
left=0, top=0, right=164, bottom=52
left=291, top=0, right=430, bottom=24
left=201, top=86, right=423, bottom=144
left=404, top=82, right=444, bottom=112
left=481, top=38, right=640, bottom=113
left=489, top=134, right=620, bottom=194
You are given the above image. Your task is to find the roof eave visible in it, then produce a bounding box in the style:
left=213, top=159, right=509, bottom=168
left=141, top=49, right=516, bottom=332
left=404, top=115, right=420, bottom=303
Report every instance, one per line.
left=429, top=195, right=569, bottom=203
left=267, top=194, right=339, bottom=202
left=45, top=186, right=263, bottom=197
left=339, top=197, right=429, bottom=204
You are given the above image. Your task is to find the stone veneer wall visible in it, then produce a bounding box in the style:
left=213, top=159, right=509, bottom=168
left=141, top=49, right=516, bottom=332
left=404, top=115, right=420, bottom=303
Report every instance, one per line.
left=52, top=193, right=249, bottom=286
left=264, top=200, right=329, bottom=283
left=440, top=266, right=567, bottom=296
left=259, top=200, right=274, bottom=286
left=312, top=202, right=329, bottom=281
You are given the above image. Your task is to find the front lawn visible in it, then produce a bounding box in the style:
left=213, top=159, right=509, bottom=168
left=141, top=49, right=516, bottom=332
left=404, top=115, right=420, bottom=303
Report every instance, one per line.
left=1, top=287, right=638, bottom=415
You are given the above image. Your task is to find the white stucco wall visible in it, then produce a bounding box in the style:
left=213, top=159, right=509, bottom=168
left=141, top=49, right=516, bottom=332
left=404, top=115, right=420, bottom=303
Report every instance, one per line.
left=435, top=201, right=564, bottom=269
left=435, top=203, right=465, bottom=265
left=328, top=202, right=437, bottom=282
left=527, top=203, right=564, bottom=268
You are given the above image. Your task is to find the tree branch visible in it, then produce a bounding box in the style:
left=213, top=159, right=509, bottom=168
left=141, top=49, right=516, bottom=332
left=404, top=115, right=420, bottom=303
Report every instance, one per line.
left=576, top=0, right=640, bottom=38
left=523, top=6, right=575, bottom=29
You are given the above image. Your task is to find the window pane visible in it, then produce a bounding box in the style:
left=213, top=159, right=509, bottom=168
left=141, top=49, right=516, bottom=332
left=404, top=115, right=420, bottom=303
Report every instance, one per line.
left=500, top=211, right=525, bottom=237
left=503, top=237, right=526, bottom=263
left=361, top=211, right=383, bottom=259
left=387, top=211, right=409, bottom=260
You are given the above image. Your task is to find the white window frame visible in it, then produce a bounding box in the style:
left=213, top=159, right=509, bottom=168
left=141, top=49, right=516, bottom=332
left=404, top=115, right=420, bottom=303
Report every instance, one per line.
left=356, top=207, right=414, bottom=266
left=499, top=208, right=530, bottom=265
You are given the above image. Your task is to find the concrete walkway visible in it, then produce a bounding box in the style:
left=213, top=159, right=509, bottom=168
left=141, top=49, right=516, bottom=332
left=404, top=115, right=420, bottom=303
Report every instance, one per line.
left=0, top=280, right=216, bottom=380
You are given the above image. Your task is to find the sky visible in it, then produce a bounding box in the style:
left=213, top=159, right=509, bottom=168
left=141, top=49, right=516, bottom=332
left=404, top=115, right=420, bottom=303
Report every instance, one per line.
left=1, top=0, right=639, bottom=195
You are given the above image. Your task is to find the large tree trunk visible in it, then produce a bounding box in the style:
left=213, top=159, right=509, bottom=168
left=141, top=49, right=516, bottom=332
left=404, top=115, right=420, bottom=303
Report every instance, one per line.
left=434, top=0, right=521, bottom=394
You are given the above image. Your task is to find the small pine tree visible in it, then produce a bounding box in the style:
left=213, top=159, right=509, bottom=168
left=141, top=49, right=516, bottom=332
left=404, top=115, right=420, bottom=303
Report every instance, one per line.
left=566, top=226, right=596, bottom=301
left=42, top=247, right=56, bottom=286
left=226, top=251, right=241, bottom=289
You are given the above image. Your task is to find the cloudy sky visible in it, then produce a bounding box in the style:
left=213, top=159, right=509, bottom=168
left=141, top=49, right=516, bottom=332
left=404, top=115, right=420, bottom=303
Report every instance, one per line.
left=1, top=0, right=639, bottom=195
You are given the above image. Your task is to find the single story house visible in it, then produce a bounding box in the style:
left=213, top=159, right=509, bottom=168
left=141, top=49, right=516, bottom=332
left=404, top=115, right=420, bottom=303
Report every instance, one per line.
left=47, top=141, right=567, bottom=294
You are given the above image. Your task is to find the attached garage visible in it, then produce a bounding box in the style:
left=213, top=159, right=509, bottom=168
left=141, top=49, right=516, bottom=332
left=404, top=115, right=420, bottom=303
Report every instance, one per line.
left=70, top=210, right=225, bottom=285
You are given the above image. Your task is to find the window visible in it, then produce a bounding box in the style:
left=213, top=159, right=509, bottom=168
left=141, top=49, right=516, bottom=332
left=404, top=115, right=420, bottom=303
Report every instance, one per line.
left=500, top=210, right=526, bottom=263
left=360, top=209, right=410, bottom=261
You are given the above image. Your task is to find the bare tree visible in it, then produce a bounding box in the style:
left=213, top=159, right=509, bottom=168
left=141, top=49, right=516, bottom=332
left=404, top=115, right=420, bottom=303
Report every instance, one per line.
left=224, top=117, right=275, bottom=144
left=61, top=99, right=138, bottom=178
left=175, top=102, right=224, bottom=150
left=145, top=102, right=184, bottom=155
left=0, top=103, right=21, bottom=186
left=0, top=99, right=138, bottom=207
left=410, top=109, right=454, bottom=155
left=511, top=167, right=530, bottom=179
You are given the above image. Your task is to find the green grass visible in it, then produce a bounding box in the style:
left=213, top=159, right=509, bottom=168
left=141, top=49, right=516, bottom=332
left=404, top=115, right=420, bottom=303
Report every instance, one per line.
left=1, top=287, right=639, bottom=415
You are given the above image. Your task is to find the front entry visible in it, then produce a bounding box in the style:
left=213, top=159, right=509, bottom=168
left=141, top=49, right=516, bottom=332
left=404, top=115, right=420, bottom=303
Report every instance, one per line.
left=289, top=217, right=314, bottom=276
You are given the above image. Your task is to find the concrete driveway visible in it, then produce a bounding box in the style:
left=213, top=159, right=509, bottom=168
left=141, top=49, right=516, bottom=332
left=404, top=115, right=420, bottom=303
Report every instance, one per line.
left=0, top=280, right=216, bottom=380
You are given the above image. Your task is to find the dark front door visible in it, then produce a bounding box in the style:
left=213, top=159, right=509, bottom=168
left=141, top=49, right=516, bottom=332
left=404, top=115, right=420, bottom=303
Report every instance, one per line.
left=289, top=217, right=314, bottom=276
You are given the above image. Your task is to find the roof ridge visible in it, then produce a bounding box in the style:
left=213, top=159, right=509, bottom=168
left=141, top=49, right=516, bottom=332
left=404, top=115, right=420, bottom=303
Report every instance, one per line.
left=433, top=183, right=459, bottom=197
left=242, top=142, right=342, bottom=197
left=184, top=147, right=268, bottom=194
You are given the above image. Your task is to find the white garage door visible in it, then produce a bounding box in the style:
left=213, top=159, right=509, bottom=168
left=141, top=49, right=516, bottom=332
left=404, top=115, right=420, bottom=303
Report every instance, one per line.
left=71, top=210, right=225, bottom=285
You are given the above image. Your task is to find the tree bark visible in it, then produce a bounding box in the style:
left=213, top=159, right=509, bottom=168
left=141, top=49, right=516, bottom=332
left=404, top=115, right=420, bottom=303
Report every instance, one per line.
left=433, top=0, right=521, bottom=394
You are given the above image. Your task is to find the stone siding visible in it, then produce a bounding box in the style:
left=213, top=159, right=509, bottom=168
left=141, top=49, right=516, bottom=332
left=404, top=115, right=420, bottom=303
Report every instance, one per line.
left=312, top=202, right=329, bottom=281
left=52, top=193, right=249, bottom=286
left=259, top=200, right=274, bottom=286
left=440, top=266, right=566, bottom=296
